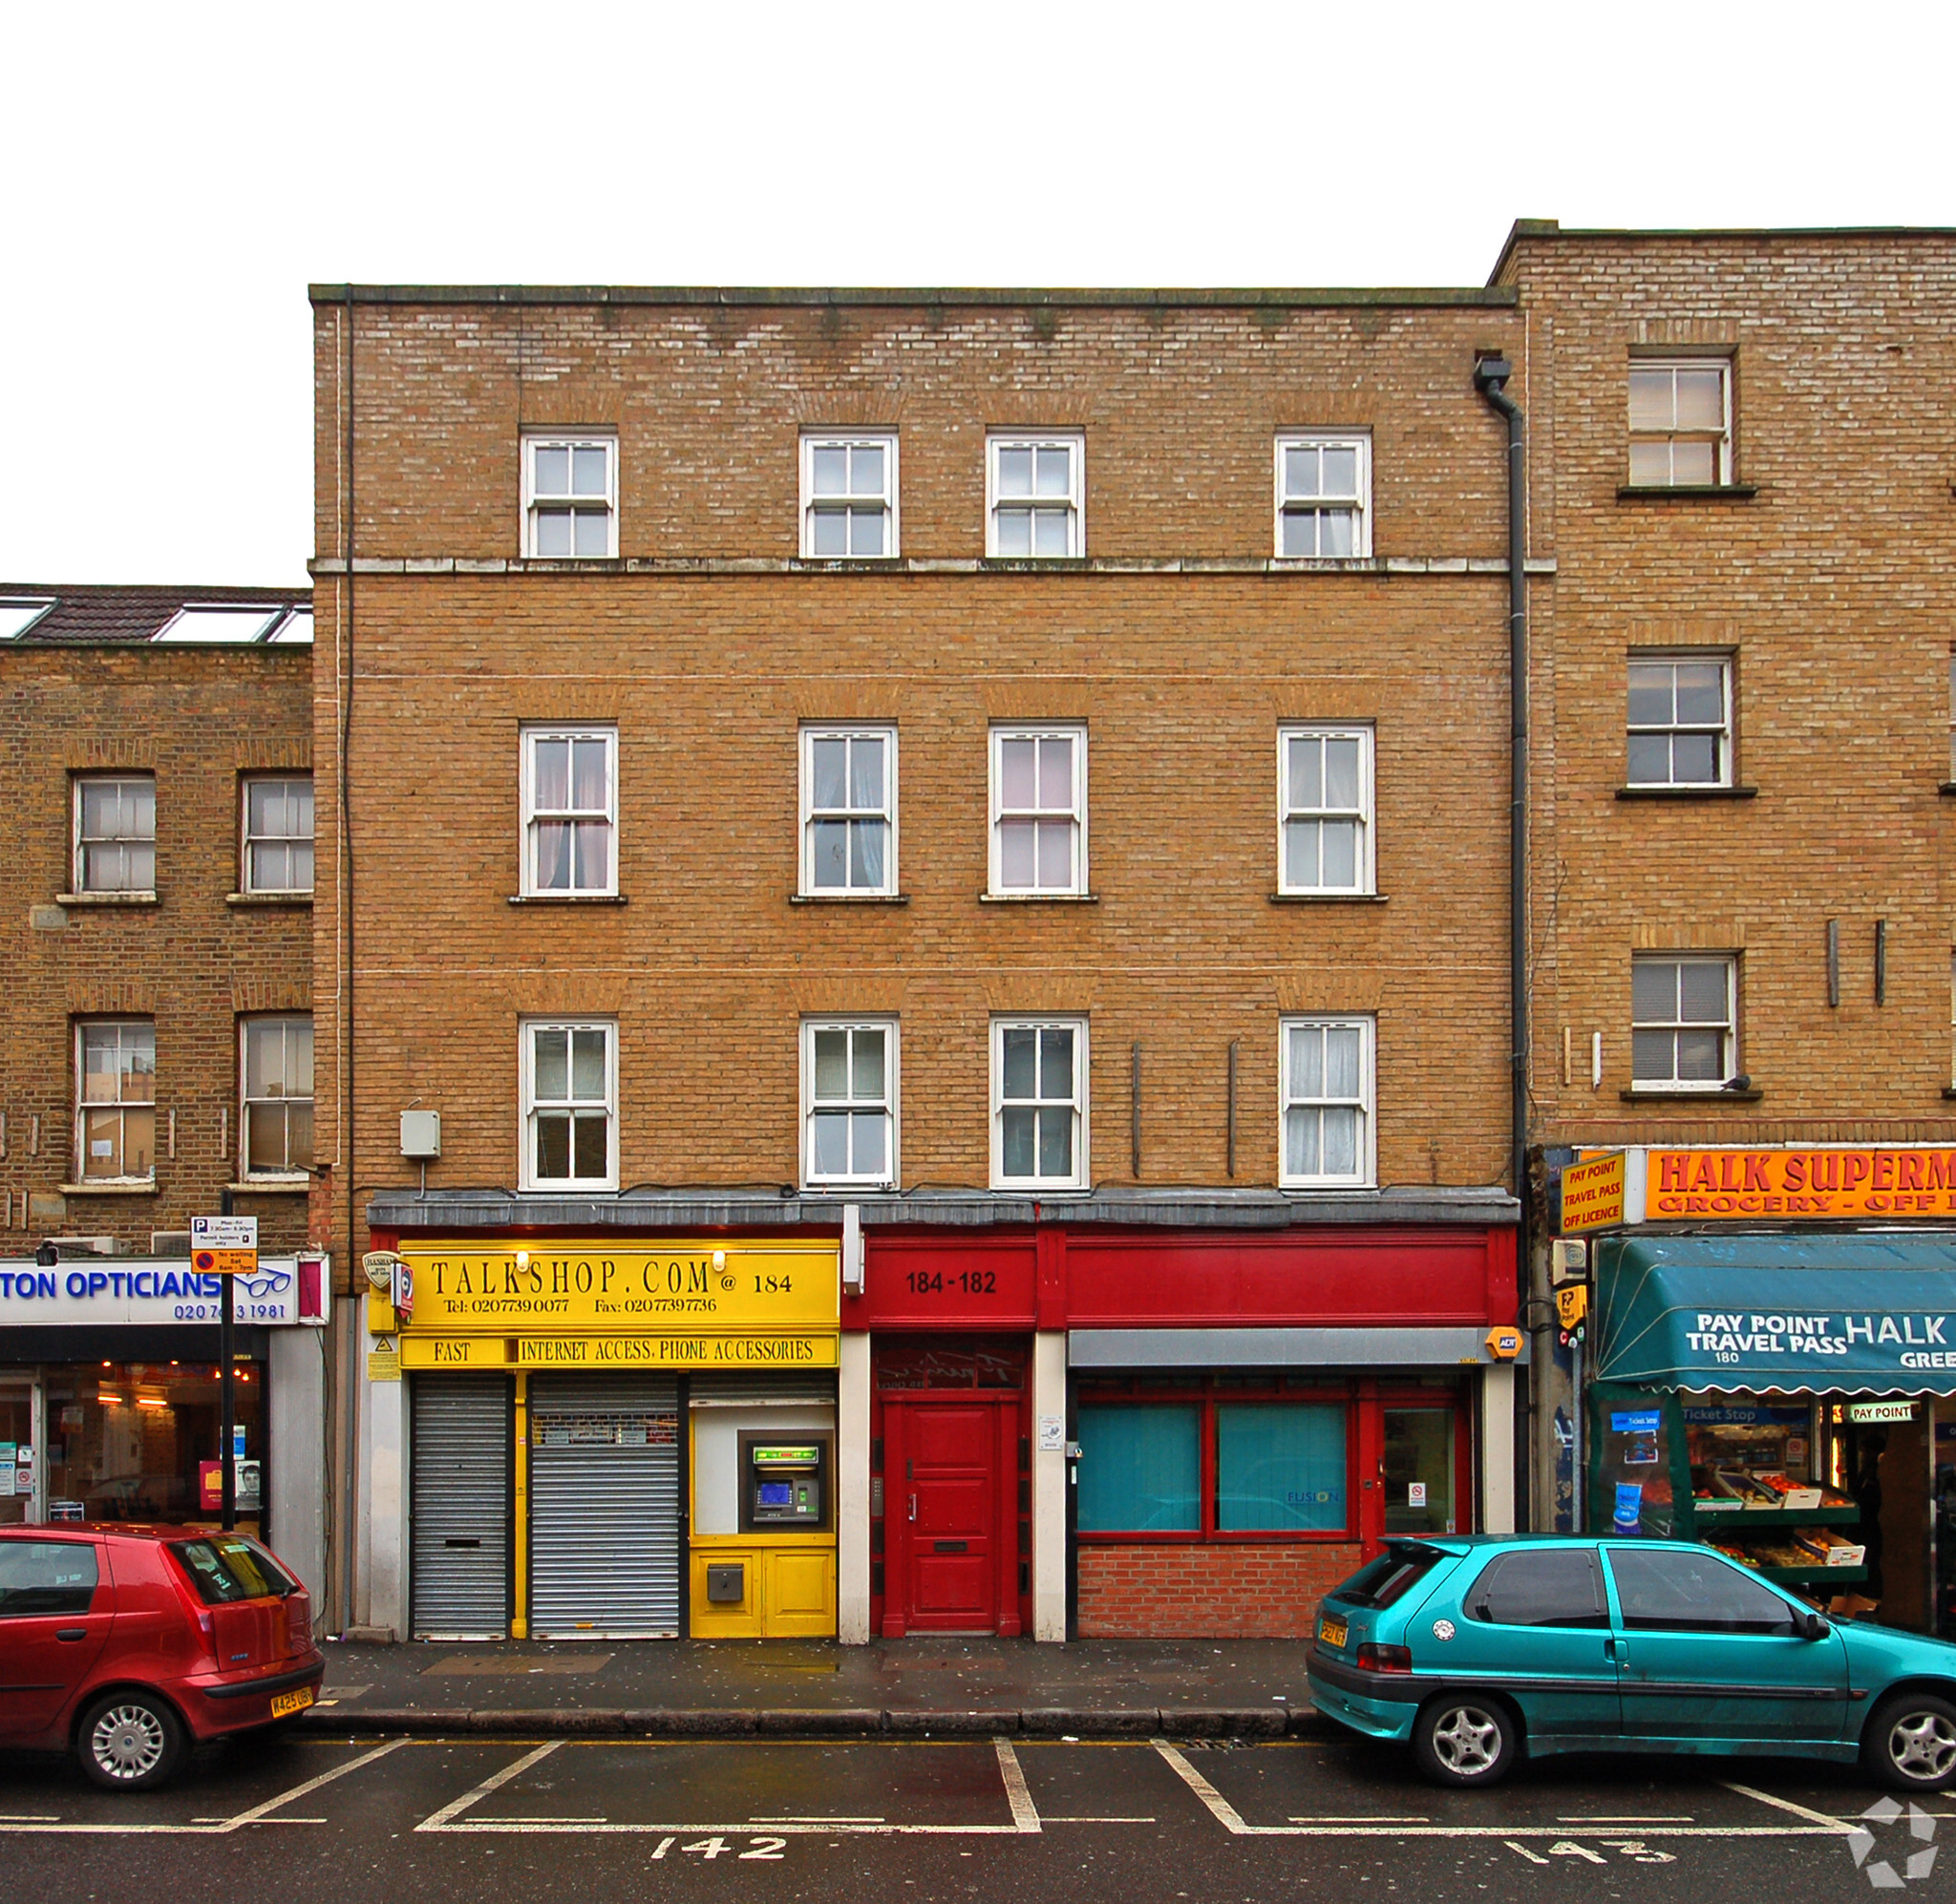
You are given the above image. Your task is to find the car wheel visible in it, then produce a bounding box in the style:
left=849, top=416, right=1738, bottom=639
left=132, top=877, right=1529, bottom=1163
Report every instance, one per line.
left=1863, top=1692, right=1956, bottom=1792
left=77, top=1691, right=187, bottom=1792
left=1411, top=1694, right=1517, bottom=1788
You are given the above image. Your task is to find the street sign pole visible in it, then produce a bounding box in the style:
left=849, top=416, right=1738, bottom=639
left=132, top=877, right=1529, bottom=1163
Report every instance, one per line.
left=219, top=1191, right=235, bottom=1533
left=193, top=1209, right=258, bottom=1534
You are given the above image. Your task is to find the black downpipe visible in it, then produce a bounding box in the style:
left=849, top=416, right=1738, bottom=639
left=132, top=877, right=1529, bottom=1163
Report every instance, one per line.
left=1474, top=354, right=1532, bottom=1525
left=220, top=1183, right=236, bottom=1531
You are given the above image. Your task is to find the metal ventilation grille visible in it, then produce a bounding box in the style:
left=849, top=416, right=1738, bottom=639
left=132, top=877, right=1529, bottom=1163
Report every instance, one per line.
left=528, top=1373, right=680, bottom=1640
left=410, top=1375, right=511, bottom=1640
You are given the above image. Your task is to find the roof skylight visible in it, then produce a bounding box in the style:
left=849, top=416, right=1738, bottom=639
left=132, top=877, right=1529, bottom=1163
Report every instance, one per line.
left=156, top=604, right=287, bottom=643
left=0, top=597, right=55, bottom=640
left=267, top=607, right=314, bottom=645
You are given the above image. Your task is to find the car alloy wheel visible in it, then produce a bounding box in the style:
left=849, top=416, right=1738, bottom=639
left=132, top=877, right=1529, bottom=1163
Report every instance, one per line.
left=92, top=1703, right=168, bottom=1780
left=1430, top=1703, right=1504, bottom=1777
left=1887, top=1708, right=1956, bottom=1784
left=77, top=1691, right=186, bottom=1792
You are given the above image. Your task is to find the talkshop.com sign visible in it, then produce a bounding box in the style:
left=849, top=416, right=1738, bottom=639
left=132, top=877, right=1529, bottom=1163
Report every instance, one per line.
left=0, top=1259, right=303, bottom=1327
left=1686, top=1309, right=1956, bottom=1375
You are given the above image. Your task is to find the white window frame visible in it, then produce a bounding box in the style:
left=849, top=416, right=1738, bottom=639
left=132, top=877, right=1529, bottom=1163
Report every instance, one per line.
left=521, top=433, right=619, bottom=560
left=239, top=1014, right=314, bottom=1181
left=241, top=775, right=315, bottom=896
left=799, top=433, right=899, bottom=561
left=990, top=1017, right=1090, bottom=1191
left=799, top=725, right=898, bottom=897
left=986, top=433, right=1084, bottom=559
left=1273, top=432, right=1372, bottom=559
left=520, top=1018, right=619, bottom=1193
left=521, top=725, right=619, bottom=898
left=1627, top=357, right=1733, bottom=487
left=1279, top=1016, right=1376, bottom=1190
left=1630, top=955, right=1737, bottom=1092
left=989, top=724, right=1088, bottom=897
left=75, top=1018, right=157, bottom=1184
left=1277, top=724, right=1375, bottom=895
left=1626, top=653, right=1733, bottom=789
left=800, top=1018, right=900, bottom=1191
left=73, top=773, right=156, bottom=895
left=1945, top=654, right=1955, bottom=784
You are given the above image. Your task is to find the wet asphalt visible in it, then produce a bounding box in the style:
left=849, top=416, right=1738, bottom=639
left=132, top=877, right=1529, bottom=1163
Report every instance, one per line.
left=0, top=1729, right=1934, bottom=1904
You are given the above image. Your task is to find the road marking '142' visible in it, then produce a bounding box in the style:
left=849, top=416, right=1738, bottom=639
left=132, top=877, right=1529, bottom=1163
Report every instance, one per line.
left=1505, top=1839, right=1676, bottom=1865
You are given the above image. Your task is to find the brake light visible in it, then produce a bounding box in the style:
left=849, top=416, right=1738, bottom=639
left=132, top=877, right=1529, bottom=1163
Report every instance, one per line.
left=1355, top=1642, right=1414, bottom=1673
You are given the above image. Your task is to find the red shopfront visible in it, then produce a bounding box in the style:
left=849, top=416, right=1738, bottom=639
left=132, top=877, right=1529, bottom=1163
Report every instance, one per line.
left=849, top=1219, right=1519, bottom=1643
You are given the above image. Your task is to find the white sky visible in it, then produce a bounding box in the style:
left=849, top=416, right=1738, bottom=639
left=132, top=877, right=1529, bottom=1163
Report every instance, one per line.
left=4, top=0, right=1951, bottom=585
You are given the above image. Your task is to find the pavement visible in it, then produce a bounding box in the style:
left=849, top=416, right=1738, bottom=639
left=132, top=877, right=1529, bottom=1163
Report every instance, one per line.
left=302, top=1635, right=1327, bottom=1737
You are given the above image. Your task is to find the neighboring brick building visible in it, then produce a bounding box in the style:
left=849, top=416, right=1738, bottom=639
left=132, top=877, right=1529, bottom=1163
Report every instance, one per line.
left=311, top=286, right=1530, bottom=1644
left=0, top=584, right=330, bottom=1603
left=1501, top=224, right=1956, bottom=1635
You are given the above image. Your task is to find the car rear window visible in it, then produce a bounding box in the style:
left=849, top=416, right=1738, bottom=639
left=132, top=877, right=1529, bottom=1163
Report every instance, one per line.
left=0, top=1540, right=99, bottom=1618
left=1329, top=1543, right=1445, bottom=1610
left=171, top=1535, right=296, bottom=1604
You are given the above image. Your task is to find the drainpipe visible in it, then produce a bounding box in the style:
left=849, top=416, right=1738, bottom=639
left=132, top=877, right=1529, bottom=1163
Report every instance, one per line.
left=1473, top=353, right=1538, bottom=1527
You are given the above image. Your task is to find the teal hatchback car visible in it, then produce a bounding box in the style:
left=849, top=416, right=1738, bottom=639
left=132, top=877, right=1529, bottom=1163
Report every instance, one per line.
left=1308, top=1535, right=1956, bottom=1791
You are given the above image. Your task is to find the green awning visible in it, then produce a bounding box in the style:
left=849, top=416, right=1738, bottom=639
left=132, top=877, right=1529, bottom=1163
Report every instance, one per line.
left=1592, top=1232, right=1956, bottom=1395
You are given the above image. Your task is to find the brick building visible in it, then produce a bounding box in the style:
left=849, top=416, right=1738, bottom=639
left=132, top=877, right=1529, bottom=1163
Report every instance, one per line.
left=310, top=284, right=1531, bottom=1645
left=1502, top=224, right=1956, bottom=1635
left=0, top=584, right=329, bottom=1602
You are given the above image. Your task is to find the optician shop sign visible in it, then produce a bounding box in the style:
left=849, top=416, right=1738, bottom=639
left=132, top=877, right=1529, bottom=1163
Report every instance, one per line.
left=0, top=1259, right=304, bottom=1326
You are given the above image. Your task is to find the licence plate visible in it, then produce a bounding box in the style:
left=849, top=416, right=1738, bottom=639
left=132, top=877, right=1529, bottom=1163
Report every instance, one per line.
left=270, top=1686, right=315, bottom=1719
left=1320, top=1617, right=1348, bottom=1649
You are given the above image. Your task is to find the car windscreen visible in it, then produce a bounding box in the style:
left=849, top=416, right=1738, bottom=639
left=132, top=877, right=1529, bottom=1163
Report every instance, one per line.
left=171, top=1535, right=297, bottom=1604
left=0, top=1539, right=100, bottom=1618
left=1329, top=1543, right=1446, bottom=1610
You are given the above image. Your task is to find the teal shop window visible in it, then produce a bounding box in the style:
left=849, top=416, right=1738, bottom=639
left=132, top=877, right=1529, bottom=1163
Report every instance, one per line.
left=1076, top=1405, right=1200, bottom=1533
left=1217, top=1404, right=1347, bottom=1532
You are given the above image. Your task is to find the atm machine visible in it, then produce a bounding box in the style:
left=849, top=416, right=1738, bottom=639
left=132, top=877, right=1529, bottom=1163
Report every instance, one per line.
left=689, top=1418, right=837, bottom=1639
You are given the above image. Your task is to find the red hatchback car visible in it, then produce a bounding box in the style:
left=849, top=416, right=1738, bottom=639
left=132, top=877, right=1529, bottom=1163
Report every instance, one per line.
left=0, top=1524, right=324, bottom=1790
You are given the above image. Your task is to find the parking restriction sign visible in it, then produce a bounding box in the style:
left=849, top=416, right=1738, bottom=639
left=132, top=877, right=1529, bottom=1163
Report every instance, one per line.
left=192, top=1214, right=259, bottom=1276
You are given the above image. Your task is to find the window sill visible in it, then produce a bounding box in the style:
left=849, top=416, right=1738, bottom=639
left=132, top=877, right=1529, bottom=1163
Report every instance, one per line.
left=228, top=1177, right=310, bottom=1193
left=991, top=1183, right=1093, bottom=1195
left=1939, top=783, right=1956, bottom=798
left=59, top=1179, right=159, bottom=1195
left=1620, top=1087, right=1765, bottom=1103
left=790, top=892, right=910, bottom=906
left=506, top=894, right=629, bottom=905
left=227, top=892, right=314, bottom=908
left=1615, top=785, right=1758, bottom=801
left=792, top=556, right=904, bottom=570
left=1268, top=892, right=1388, bottom=904
left=979, top=892, right=1099, bottom=904
left=1941, top=1087, right=1956, bottom=1100
left=1616, top=484, right=1759, bottom=501
left=802, top=1182, right=897, bottom=1195
left=1281, top=1182, right=1380, bottom=1194
left=979, top=556, right=1090, bottom=572
left=55, top=891, right=159, bottom=908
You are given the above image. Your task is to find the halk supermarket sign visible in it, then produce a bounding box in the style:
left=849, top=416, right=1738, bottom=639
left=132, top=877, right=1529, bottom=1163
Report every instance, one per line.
left=1648, top=1149, right=1956, bottom=1220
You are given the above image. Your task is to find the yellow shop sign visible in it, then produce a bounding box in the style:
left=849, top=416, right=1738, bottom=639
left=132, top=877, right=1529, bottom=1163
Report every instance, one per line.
left=399, top=1333, right=840, bottom=1369
left=397, top=1239, right=840, bottom=1335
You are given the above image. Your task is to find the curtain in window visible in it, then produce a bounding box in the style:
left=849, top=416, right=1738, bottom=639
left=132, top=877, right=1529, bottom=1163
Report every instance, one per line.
left=1216, top=1404, right=1347, bottom=1532
left=1076, top=1404, right=1200, bottom=1533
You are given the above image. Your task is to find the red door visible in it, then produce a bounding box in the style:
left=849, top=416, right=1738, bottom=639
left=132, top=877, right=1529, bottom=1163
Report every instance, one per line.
left=884, top=1397, right=1017, bottom=1636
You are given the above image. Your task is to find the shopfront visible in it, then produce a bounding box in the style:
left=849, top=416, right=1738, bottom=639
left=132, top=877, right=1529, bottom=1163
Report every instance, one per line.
left=0, top=1253, right=331, bottom=1598
left=1570, top=1152, right=1956, bottom=1637
left=377, top=1238, right=840, bottom=1641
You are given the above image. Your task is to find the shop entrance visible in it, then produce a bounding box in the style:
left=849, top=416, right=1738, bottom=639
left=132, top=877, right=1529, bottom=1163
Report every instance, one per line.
left=882, top=1393, right=1019, bottom=1636
left=0, top=1380, right=37, bottom=1524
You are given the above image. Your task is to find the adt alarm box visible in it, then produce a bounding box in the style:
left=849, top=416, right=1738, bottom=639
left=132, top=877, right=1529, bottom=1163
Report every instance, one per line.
left=739, top=1434, right=828, bottom=1531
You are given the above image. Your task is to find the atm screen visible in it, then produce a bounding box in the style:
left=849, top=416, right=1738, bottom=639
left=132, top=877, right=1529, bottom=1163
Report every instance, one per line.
left=758, top=1482, right=794, bottom=1508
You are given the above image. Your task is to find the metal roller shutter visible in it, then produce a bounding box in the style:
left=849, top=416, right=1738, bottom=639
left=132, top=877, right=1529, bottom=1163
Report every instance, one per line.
left=410, top=1374, right=511, bottom=1640
left=528, top=1373, right=681, bottom=1639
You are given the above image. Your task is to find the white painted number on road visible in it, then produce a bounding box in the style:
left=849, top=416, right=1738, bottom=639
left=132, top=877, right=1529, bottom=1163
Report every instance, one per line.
left=1508, top=1839, right=1675, bottom=1866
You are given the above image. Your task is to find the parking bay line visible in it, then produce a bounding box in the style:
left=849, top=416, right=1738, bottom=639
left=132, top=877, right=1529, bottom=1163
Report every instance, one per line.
left=0, top=1738, right=409, bottom=1836
left=1156, top=1743, right=1859, bottom=1838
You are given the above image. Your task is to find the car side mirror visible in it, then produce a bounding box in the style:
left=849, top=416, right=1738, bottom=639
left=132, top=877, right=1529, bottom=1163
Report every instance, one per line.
left=1798, top=1610, right=1831, bottom=1640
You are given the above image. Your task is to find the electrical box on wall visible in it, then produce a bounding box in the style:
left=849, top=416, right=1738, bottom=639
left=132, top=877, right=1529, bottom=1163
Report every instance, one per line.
left=399, top=1111, right=441, bottom=1158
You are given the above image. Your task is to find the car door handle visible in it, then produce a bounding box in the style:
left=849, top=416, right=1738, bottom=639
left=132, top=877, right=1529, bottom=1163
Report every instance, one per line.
left=1603, top=1637, right=1618, bottom=1660
left=55, top=1628, right=88, bottom=1641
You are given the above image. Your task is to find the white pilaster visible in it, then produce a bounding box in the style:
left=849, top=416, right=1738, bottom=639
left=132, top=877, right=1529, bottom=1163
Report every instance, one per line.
left=1031, top=1329, right=1068, bottom=1642
left=362, top=1354, right=407, bottom=1639
left=837, top=1329, right=872, bottom=1644
left=1479, top=1363, right=1517, bottom=1534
